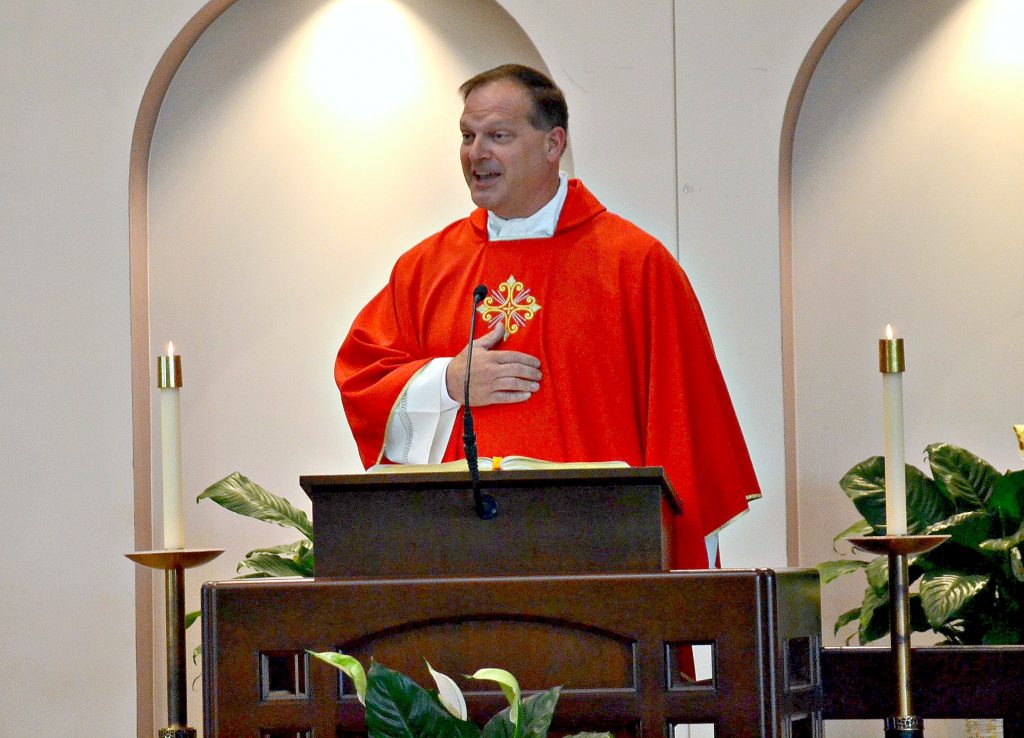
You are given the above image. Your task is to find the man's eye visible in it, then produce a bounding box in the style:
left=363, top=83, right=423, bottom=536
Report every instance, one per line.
left=461, top=133, right=474, bottom=144
left=492, top=132, right=510, bottom=142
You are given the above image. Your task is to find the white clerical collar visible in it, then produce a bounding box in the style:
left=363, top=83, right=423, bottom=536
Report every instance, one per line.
left=487, top=172, right=569, bottom=241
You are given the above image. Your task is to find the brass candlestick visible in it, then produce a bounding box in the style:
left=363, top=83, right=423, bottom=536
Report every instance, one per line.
left=127, top=548, right=223, bottom=738
left=849, top=535, right=948, bottom=737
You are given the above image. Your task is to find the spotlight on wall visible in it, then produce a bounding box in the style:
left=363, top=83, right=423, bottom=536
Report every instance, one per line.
left=977, top=0, right=1024, bottom=67
left=302, top=0, right=425, bottom=120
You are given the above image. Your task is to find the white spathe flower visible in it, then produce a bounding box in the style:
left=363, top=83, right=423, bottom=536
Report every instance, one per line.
left=307, top=651, right=366, bottom=705
left=467, top=667, right=520, bottom=725
left=426, top=661, right=468, bottom=720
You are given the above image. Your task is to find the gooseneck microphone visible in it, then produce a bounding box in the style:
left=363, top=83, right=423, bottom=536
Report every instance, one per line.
left=464, top=284, right=498, bottom=520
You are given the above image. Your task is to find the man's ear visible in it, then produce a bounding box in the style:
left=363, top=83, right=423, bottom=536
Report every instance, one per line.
left=545, top=127, right=567, bottom=162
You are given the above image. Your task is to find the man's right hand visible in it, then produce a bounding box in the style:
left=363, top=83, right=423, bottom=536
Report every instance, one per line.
left=445, top=323, right=542, bottom=406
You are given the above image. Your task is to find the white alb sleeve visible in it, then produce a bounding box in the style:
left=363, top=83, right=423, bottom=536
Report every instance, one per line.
left=705, top=532, right=720, bottom=568
left=382, top=357, right=461, bottom=465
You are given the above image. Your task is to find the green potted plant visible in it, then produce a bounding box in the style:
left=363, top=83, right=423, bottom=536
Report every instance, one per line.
left=818, top=443, right=1024, bottom=646
left=818, top=443, right=1024, bottom=738
left=185, top=473, right=314, bottom=650
left=307, top=653, right=609, bottom=738
left=196, top=471, right=315, bottom=577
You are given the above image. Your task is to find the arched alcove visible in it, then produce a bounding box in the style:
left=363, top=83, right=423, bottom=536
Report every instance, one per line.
left=130, top=0, right=563, bottom=730
left=784, top=0, right=1024, bottom=667
left=782, top=3, right=1024, bottom=734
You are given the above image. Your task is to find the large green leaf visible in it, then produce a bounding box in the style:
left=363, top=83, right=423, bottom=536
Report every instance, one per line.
left=919, top=572, right=990, bottom=629
left=906, top=466, right=954, bottom=531
left=982, top=622, right=1024, bottom=645
left=238, top=551, right=311, bottom=578
left=839, top=457, right=887, bottom=531
left=244, top=540, right=310, bottom=557
left=988, top=470, right=1024, bottom=525
left=858, top=586, right=890, bottom=644
left=832, top=518, right=874, bottom=549
left=910, top=538, right=989, bottom=577
left=839, top=457, right=946, bottom=533
left=479, top=689, right=562, bottom=738
left=481, top=711, right=516, bottom=738
left=908, top=594, right=931, bottom=634
left=864, top=556, right=889, bottom=593
left=924, top=511, right=995, bottom=549
left=814, top=559, right=866, bottom=585
left=365, top=662, right=481, bottom=738
left=197, top=472, right=313, bottom=540
left=515, top=687, right=560, bottom=738
left=1011, top=547, right=1024, bottom=583
left=243, top=540, right=315, bottom=577
left=834, top=606, right=861, bottom=637
left=979, top=520, right=1024, bottom=552
left=927, top=443, right=1000, bottom=509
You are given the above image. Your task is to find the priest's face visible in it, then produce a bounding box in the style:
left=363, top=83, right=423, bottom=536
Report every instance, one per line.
left=460, top=79, right=565, bottom=219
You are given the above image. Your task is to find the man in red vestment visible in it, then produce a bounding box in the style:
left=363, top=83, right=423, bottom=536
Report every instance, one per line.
left=336, top=64, right=760, bottom=570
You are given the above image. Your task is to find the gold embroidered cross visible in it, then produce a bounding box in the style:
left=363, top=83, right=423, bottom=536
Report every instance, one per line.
left=477, top=275, right=541, bottom=338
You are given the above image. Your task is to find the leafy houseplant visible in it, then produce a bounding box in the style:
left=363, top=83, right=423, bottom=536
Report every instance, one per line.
left=186, top=473, right=315, bottom=639
left=817, top=443, right=1024, bottom=645
left=307, top=652, right=609, bottom=738
left=196, top=472, right=315, bottom=577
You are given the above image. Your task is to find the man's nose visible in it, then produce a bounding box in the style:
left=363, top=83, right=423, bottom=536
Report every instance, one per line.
left=468, top=137, right=489, bottom=161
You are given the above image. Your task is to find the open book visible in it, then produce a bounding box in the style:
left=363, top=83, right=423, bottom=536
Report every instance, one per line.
left=367, top=455, right=629, bottom=474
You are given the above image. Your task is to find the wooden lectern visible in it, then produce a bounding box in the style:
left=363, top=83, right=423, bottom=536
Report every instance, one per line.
left=300, top=467, right=678, bottom=578
left=202, top=468, right=823, bottom=737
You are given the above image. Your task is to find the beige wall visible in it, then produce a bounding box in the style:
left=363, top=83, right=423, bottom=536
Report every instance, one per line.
left=0, top=1, right=207, bottom=735
left=793, top=1, right=1024, bottom=733
left=23, top=0, right=1012, bottom=734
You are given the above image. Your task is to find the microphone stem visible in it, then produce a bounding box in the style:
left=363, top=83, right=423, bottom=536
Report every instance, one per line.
left=464, top=288, right=495, bottom=520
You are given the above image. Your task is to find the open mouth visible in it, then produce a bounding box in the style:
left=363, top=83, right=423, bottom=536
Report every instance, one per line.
left=474, top=171, right=501, bottom=184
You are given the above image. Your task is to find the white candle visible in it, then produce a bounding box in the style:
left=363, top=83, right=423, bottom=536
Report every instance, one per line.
left=158, top=341, right=185, bottom=549
left=880, top=324, right=907, bottom=535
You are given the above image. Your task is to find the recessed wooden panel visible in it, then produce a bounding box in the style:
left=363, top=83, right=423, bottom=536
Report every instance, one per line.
left=342, top=617, right=635, bottom=691
left=203, top=569, right=824, bottom=737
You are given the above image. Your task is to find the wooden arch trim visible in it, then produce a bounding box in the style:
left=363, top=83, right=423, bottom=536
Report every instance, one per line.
left=128, top=3, right=238, bottom=733
left=778, top=0, right=865, bottom=565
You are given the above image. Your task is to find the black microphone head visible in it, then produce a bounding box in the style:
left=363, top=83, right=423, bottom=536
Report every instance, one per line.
left=473, top=284, right=488, bottom=303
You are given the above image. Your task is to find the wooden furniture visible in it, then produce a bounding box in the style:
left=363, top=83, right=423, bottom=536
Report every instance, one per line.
left=202, top=469, right=823, bottom=736
left=299, top=468, right=679, bottom=578
left=201, top=568, right=822, bottom=737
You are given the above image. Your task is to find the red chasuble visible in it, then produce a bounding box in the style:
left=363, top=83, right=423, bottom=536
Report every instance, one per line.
left=336, top=179, right=760, bottom=569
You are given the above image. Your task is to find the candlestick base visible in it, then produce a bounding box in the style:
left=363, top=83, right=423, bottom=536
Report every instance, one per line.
left=127, top=547, right=223, bottom=737
left=158, top=727, right=197, bottom=738
left=885, top=715, right=923, bottom=737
